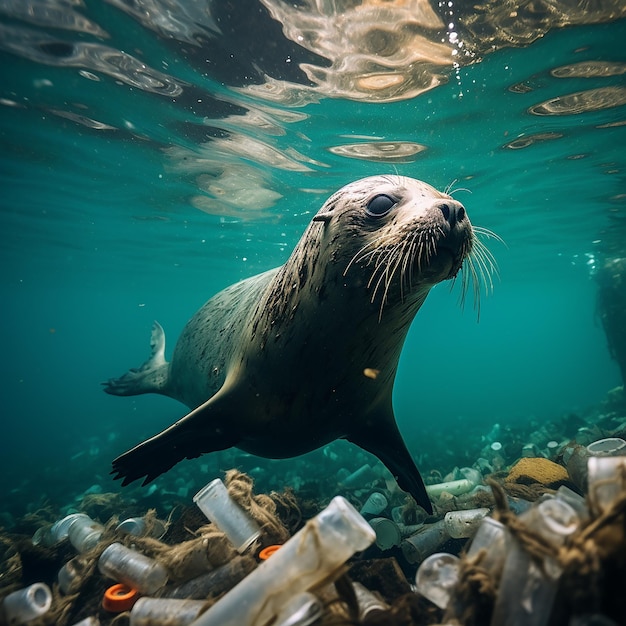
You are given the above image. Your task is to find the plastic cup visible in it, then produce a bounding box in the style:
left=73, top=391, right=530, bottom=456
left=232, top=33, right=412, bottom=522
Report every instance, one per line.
left=58, top=556, right=91, bottom=595
left=415, top=553, right=460, bottom=610
left=490, top=537, right=557, bottom=626
left=359, top=492, right=388, bottom=517
left=555, top=486, right=589, bottom=521
left=116, top=517, right=147, bottom=536
left=2, top=583, right=52, bottom=624
left=67, top=515, right=104, bottom=553
left=587, top=455, right=626, bottom=513
left=52, top=513, right=92, bottom=542
left=193, top=479, right=261, bottom=553
left=368, top=517, right=401, bottom=550
left=586, top=437, right=626, bottom=457
left=466, top=516, right=507, bottom=577
left=535, top=499, right=579, bottom=544
left=116, top=517, right=167, bottom=539
left=98, top=542, right=168, bottom=594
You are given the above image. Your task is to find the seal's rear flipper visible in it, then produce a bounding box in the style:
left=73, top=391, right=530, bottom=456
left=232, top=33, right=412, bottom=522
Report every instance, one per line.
left=103, top=321, right=170, bottom=396
left=347, top=418, right=433, bottom=515
left=111, top=397, right=240, bottom=486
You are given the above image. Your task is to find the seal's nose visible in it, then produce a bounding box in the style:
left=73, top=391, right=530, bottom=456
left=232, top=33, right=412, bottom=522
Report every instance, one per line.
left=437, top=201, right=466, bottom=228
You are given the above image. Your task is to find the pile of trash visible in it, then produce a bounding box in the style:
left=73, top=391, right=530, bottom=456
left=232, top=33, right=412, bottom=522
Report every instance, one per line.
left=1, top=436, right=626, bottom=626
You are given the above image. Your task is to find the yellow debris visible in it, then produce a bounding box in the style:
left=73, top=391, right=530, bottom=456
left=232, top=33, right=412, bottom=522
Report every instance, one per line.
left=505, top=457, right=569, bottom=488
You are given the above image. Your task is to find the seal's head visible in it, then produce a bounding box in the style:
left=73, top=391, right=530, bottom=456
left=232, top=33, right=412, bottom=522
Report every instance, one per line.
left=310, top=175, right=476, bottom=313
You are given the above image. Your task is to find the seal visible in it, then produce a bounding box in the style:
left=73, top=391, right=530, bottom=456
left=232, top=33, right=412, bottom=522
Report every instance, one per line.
left=105, top=175, right=492, bottom=513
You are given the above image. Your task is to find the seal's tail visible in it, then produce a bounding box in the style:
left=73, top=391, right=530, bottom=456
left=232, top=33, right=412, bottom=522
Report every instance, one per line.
left=102, top=321, right=170, bottom=396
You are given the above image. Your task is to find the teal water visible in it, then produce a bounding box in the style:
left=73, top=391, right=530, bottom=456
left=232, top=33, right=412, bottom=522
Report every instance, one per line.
left=1, top=3, right=625, bottom=518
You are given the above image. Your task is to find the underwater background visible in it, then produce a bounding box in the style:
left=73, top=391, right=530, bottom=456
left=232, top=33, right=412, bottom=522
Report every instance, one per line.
left=1, top=0, right=626, bottom=524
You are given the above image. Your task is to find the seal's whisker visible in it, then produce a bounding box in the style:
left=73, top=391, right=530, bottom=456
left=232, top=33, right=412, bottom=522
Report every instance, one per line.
left=367, top=244, right=398, bottom=291
left=473, top=225, right=506, bottom=246
left=379, top=244, right=408, bottom=318
left=371, top=242, right=403, bottom=302
left=444, top=179, right=472, bottom=197
left=401, top=231, right=419, bottom=298
left=471, top=237, right=499, bottom=289
left=344, top=235, right=386, bottom=276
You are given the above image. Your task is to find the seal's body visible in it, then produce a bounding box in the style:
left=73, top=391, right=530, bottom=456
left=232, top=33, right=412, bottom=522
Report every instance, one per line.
left=106, top=175, right=479, bottom=513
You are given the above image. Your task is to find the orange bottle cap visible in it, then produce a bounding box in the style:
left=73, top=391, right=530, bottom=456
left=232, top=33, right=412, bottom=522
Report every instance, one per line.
left=102, top=583, right=139, bottom=612
left=258, top=544, right=282, bottom=560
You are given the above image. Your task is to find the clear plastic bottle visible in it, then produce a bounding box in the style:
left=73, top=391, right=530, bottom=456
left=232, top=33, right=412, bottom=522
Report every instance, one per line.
left=188, top=496, right=375, bottom=626
left=193, top=479, right=261, bottom=553
left=98, top=542, right=168, bottom=594
left=2, top=583, right=52, bottom=624
left=425, top=478, right=474, bottom=498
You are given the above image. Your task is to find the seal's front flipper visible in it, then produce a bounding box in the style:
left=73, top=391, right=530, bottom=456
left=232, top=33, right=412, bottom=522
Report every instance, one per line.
left=103, top=321, right=170, bottom=396
left=111, top=396, right=240, bottom=486
left=347, top=417, right=433, bottom=515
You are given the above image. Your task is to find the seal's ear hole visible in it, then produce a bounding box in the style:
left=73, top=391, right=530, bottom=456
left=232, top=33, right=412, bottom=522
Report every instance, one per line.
left=366, top=194, right=397, bottom=217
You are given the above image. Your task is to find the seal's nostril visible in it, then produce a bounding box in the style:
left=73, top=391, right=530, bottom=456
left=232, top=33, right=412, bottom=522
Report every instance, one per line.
left=439, top=202, right=465, bottom=226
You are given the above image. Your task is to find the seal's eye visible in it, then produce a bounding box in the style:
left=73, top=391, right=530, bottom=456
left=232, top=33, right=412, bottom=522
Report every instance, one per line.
left=366, top=194, right=396, bottom=217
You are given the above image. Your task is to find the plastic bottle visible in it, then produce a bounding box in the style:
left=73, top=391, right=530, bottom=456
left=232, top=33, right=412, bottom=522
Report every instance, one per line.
left=98, top=542, right=168, bottom=594
left=2, top=583, right=52, bottom=625
left=425, top=479, right=474, bottom=498
left=130, top=598, right=207, bottom=626
left=187, top=496, right=375, bottom=626
left=193, top=479, right=261, bottom=553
